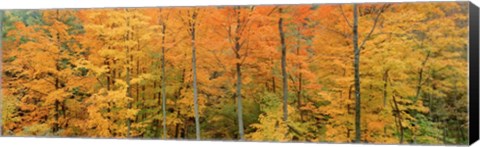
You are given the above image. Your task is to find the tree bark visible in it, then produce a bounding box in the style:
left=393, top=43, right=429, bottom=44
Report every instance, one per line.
left=412, top=50, right=430, bottom=143
left=392, top=95, right=404, bottom=143
left=189, top=10, right=201, bottom=140
left=352, top=4, right=361, bottom=143
left=125, top=9, right=132, bottom=138
left=231, top=6, right=246, bottom=141
left=236, top=63, right=244, bottom=140
left=272, top=58, right=276, bottom=93
left=126, top=49, right=132, bottom=138
left=278, top=8, right=288, bottom=122
left=160, top=22, right=168, bottom=140
left=174, top=66, right=186, bottom=139
left=382, top=69, right=389, bottom=141
left=383, top=69, right=389, bottom=107
left=415, top=51, right=430, bottom=102
left=296, top=35, right=304, bottom=122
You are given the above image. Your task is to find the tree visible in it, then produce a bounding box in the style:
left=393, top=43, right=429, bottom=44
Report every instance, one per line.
left=217, top=6, right=256, bottom=140
left=278, top=7, right=289, bottom=123
left=1, top=3, right=469, bottom=145
left=351, top=4, right=387, bottom=143
left=179, top=8, right=202, bottom=140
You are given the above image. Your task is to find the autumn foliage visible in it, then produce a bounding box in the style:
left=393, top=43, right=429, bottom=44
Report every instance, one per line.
left=1, top=2, right=469, bottom=145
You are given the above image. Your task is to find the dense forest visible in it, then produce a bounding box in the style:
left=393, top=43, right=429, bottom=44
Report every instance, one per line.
left=0, top=2, right=469, bottom=145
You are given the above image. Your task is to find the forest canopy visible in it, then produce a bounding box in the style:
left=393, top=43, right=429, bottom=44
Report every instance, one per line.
left=0, top=2, right=469, bottom=145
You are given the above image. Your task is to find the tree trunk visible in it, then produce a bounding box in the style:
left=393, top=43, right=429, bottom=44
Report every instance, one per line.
left=296, top=36, right=304, bottom=122
left=160, top=22, right=168, bottom=139
left=153, top=80, right=160, bottom=137
left=412, top=51, right=430, bottom=143
left=383, top=70, right=389, bottom=107
left=232, top=7, right=246, bottom=140
left=125, top=9, right=132, bottom=137
left=392, top=95, right=404, bottom=144
left=126, top=51, right=132, bottom=138
left=352, top=3, right=362, bottom=143
left=236, top=63, right=244, bottom=140
left=106, top=59, right=111, bottom=91
left=189, top=11, right=201, bottom=140
left=278, top=8, right=288, bottom=122
left=382, top=69, right=389, bottom=141
left=415, top=51, right=430, bottom=102
left=174, top=66, right=186, bottom=139
left=184, top=117, right=188, bottom=139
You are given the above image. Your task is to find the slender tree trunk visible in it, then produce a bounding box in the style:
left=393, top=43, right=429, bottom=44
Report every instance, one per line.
left=112, top=60, right=117, bottom=86
left=383, top=70, right=389, bottom=107
left=136, top=59, right=140, bottom=101
left=189, top=11, right=201, bottom=140
left=411, top=51, right=430, bottom=143
left=53, top=97, right=59, bottom=133
left=233, top=27, right=245, bottom=140
left=126, top=54, right=132, bottom=138
left=160, top=23, right=168, bottom=139
left=236, top=63, right=244, bottom=140
left=272, top=72, right=276, bottom=92
left=127, top=67, right=132, bottom=132
left=393, top=95, right=404, bottom=144
left=352, top=4, right=362, bottom=143
left=153, top=80, right=160, bottom=137
left=296, top=37, right=304, bottom=122
left=278, top=8, right=288, bottom=122
left=415, top=51, right=430, bottom=102
left=231, top=7, right=246, bottom=140
left=125, top=9, right=132, bottom=137
left=156, top=80, right=162, bottom=136
left=106, top=59, right=111, bottom=91
left=175, top=123, right=180, bottom=139
left=184, top=118, right=189, bottom=139
left=383, top=69, right=389, bottom=141
left=298, top=73, right=303, bottom=120
left=141, top=80, right=146, bottom=124
left=174, top=67, right=185, bottom=139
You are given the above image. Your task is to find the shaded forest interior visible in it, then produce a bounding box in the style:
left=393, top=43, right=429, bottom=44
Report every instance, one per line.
left=0, top=2, right=469, bottom=145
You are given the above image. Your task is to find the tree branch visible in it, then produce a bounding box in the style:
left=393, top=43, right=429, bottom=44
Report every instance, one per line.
left=359, top=4, right=388, bottom=50
left=339, top=5, right=353, bottom=28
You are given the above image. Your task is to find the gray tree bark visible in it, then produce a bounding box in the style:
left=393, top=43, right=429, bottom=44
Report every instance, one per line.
left=278, top=8, right=288, bottom=122
left=231, top=6, right=254, bottom=140
left=189, top=10, right=201, bottom=140
left=236, top=62, right=244, bottom=140
left=160, top=22, right=168, bottom=139
left=351, top=4, right=387, bottom=143
left=234, top=28, right=245, bottom=141
left=352, top=4, right=361, bottom=143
